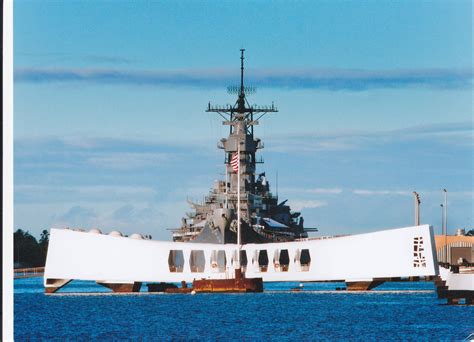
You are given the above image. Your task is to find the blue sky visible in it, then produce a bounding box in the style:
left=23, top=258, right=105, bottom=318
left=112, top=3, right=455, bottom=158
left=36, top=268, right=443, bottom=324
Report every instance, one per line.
left=14, top=0, right=473, bottom=240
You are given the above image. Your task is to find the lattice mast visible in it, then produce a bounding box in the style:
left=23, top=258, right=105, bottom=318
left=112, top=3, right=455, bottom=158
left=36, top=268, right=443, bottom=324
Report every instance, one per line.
left=206, top=49, right=278, bottom=225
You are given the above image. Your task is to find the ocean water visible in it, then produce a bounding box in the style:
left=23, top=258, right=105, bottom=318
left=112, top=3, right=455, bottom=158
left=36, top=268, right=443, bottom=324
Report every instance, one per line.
left=15, top=278, right=474, bottom=340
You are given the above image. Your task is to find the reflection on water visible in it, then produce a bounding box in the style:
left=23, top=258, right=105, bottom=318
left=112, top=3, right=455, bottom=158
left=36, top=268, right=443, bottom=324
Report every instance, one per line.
left=14, top=278, right=474, bottom=340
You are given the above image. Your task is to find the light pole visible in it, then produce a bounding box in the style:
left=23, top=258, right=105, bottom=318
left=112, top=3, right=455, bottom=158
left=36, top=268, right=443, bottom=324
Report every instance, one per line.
left=440, top=204, right=445, bottom=263
left=413, top=191, right=420, bottom=226
left=443, top=189, right=448, bottom=235
left=443, top=189, right=448, bottom=264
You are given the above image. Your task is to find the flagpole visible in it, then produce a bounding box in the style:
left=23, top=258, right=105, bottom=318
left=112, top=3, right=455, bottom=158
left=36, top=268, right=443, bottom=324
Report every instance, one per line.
left=225, top=162, right=228, bottom=208
left=236, top=143, right=241, bottom=269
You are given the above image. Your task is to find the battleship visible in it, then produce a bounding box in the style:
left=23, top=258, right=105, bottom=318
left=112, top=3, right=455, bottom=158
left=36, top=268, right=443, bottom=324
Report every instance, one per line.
left=171, top=49, right=316, bottom=244
left=43, top=50, right=439, bottom=294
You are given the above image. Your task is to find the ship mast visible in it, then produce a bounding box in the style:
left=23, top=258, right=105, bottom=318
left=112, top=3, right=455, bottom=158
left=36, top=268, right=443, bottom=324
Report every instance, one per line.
left=206, top=49, right=278, bottom=250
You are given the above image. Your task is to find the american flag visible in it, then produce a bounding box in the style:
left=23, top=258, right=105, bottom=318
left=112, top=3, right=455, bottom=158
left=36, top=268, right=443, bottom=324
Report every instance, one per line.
left=230, top=152, right=239, bottom=172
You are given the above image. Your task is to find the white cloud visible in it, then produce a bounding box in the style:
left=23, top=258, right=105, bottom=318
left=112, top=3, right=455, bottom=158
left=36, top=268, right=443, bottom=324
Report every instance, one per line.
left=266, top=121, right=473, bottom=153
left=51, top=203, right=162, bottom=236
left=15, top=185, right=158, bottom=202
left=306, top=188, right=343, bottom=194
left=87, top=152, right=171, bottom=169
left=279, top=187, right=343, bottom=195
left=288, top=200, right=327, bottom=211
left=353, top=189, right=411, bottom=196
left=15, top=66, right=473, bottom=91
left=267, top=139, right=356, bottom=153
left=351, top=189, right=474, bottom=197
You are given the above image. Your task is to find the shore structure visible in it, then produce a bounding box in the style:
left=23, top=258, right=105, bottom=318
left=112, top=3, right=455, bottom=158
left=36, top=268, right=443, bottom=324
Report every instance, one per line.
left=44, top=51, right=441, bottom=295
left=434, top=233, right=473, bottom=265
left=432, top=232, right=474, bottom=305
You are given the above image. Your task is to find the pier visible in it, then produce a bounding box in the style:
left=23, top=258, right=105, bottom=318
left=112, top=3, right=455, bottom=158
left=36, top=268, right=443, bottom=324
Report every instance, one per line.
left=14, top=267, right=44, bottom=279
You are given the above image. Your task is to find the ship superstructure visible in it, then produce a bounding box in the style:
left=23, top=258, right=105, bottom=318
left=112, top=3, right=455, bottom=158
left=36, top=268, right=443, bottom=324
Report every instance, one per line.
left=171, top=50, right=317, bottom=244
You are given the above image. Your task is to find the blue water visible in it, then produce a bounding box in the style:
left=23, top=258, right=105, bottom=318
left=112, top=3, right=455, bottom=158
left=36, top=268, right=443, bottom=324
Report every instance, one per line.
left=15, top=278, right=474, bottom=340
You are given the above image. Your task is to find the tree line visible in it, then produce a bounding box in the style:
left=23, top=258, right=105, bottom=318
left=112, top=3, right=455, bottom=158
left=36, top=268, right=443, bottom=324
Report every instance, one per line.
left=14, top=229, right=49, bottom=268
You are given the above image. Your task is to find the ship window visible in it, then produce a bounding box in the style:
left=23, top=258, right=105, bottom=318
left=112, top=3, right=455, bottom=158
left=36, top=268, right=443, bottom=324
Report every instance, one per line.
left=274, top=249, right=290, bottom=272
left=189, top=250, right=206, bottom=273
left=231, top=250, right=248, bottom=271
left=299, top=249, right=311, bottom=271
left=211, top=250, right=226, bottom=272
left=257, top=250, right=269, bottom=272
left=168, top=250, right=184, bottom=273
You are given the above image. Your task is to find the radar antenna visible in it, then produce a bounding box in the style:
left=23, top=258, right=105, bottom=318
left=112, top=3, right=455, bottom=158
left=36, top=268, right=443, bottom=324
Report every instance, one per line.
left=207, top=49, right=278, bottom=119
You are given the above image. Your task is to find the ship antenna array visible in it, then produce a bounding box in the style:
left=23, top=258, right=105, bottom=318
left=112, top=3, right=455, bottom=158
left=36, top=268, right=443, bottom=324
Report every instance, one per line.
left=206, top=49, right=278, bottom=120
left=227, top=86, right=256, bottom=95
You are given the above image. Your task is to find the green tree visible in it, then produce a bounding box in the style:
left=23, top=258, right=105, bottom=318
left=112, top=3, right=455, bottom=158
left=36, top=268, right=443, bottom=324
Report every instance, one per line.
left=38, top=229, right=50, bottom=265
left=14, top=229, right=42, bottom=267
left=466, top=229, right=474, bottom=236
